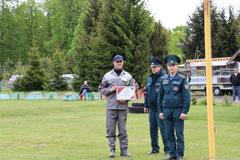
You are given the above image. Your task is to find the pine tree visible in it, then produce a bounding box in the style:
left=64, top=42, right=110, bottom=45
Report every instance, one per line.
left=216, top=9, right=228, bottom=57
left=182, top=2, right=220, bottom=58
left=237, top=13, right=240, bottom=44
left=224, top=7, right=239, bottom=56
left=91, top=0, right=154, bottom=87
left=182, top=3, right=205, bottom=59
left=70, top=0, right=103, bottom=91
left=150, top=21, right=169, bottom=61
left=47, top=49, right=68, bottom=91
left=182, top=2, right=240, bottom=59
left=13, top=43, right=46, bottom=91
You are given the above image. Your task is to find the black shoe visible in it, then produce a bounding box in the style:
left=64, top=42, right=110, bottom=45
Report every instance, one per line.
left=176, top=157, right=183, bottom=160
left=147, top=149, right=159, bottom=155
left=120, top=148, right=132, bottom=157
left=109, top=148, right=115, bottom=158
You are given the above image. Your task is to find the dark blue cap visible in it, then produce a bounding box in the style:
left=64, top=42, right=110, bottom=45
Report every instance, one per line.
left=112, top=54, right=124, bottom=61
left=164, top=55, right=181, bottom=65
left=150, top=56, right=162, bottom=67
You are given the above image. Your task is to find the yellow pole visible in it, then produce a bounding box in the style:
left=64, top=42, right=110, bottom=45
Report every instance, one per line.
left=204, top=0, right=216, bottom=159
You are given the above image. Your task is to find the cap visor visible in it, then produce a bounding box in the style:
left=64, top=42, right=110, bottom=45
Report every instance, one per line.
left=150, top=64, right=159, bottom=68
left=167, top=62, right=178, bottom=65
left=113, top=58, right=123, bottom=61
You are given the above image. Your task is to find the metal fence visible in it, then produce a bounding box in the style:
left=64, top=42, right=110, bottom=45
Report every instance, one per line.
left=0, top=92, right=101, bottom=101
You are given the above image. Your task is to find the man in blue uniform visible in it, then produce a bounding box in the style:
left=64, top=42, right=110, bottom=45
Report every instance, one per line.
left=144, top=57, right=169, bottom=158
left=158, top=55, right=190, bottom=160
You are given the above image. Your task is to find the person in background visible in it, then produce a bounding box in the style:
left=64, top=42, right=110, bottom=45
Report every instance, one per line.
left=134, top=79, right=139, bottom=99
left=80, top=81, right=91, bottom=100
left=229, top=68, right=240, bottom=101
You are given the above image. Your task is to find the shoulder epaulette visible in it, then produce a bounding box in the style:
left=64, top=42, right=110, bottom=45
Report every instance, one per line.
left=161, top=75, right=168, bottom=80
left=178, top=72, right=186, bottom=79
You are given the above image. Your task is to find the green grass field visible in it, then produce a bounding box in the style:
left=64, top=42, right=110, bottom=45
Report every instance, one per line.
left=0, top=100, right=240, bottom=160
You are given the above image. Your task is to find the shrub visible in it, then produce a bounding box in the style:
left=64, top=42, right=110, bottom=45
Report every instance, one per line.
left=199, top=97, right=216, bottom=106
left=199, top=98, right=207, bottom=105
left=223, top=94, right=232, bottom=106
left=191, top=97, right=197, bottom=105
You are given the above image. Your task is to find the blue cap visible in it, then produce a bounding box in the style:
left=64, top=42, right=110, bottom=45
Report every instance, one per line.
left=112, top=54, right=124, bottom=61
left=164, top=55, right=181, bottom=65
left=150, top=56, right=162, bottom=67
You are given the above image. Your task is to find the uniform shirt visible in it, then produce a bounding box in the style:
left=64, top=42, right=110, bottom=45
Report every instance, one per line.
left=158, top=72, right=190, bottom=114
left=99, top=69, right=133, bottom=110
left=144, top=68, right=166, bottom=112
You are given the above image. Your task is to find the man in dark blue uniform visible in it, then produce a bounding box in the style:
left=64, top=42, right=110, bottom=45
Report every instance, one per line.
left=158, top=55, right=190, bottom=160
left=144, top=57, right=170, bottom=159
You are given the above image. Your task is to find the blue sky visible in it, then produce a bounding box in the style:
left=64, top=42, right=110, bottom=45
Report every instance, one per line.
left=146, top=0, right=240, bottom=29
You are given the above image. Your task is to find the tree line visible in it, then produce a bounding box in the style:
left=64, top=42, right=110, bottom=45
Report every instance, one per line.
left=0, top=0, right=239, bottom=91
left=182, top=2, right=240, bottom=59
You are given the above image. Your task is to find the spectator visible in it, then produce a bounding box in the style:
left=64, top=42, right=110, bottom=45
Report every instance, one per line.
left=80, top=81, right=91, bottom=100
left=229, top=68, right=240, bottom=101
left=134, top=79, right=139, bottom=99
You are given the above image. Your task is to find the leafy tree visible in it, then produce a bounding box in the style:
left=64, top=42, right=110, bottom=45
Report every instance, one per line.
left=0, top=0, right=20, bottom=65
left=44, top=0, right=86, bottom=52
left=168, top=26, right=186, bottom=59
left=0, top=0, right=50, bottom=65
left=13, top=60, right=29, bottom=76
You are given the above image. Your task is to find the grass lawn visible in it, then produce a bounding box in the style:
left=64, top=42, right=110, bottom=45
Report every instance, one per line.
left=0, top=100, right=240, bottom=160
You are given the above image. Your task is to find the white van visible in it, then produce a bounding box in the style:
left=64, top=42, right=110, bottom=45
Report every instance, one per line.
left=184, top=57, right=240, bottom=95
left=61, top=74, right=77, bottom=89
left=8, top=75, right=23, bottom=88
left=61, top=74, right=76, bottom=83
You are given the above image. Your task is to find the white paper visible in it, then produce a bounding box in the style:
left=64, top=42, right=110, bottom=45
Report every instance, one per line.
left=116, top=86, right=135, bottom=100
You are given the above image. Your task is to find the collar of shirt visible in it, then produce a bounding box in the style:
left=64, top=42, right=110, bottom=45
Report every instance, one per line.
left=168, top=73, right=179, bottom=81
left=151, top=68, right=165, bottom=78
left=151, top=72, right=160, bottom=79
left=111, top=69, right=126, bottom=77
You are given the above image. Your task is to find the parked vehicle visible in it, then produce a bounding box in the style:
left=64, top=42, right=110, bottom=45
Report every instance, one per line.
left=8, top=75, right=23, bottom=88
left=179, top=57, right=240, bottom=95
left=61, top=74, right=77, bottom=89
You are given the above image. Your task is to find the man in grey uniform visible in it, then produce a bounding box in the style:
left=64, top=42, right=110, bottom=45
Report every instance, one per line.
left=99, top=54, right=133, bottom=158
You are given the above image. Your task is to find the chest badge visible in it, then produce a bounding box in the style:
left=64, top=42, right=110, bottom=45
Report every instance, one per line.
left=163, top=80, right=169, bottom=85
left=173, top=85, right=179, bottom=91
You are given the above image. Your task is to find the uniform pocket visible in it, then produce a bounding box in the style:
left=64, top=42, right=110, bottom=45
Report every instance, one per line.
left=173, top=108, right=182, bottom=120
left=162, top=80, right=170, bottom=94
left=155, top=83, right=160, bottom=92
left=172, top=81, right=181, bottom=94
left=163, top=108, right=173, bottom=120
left=163, top=95, right=179, bottom=107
